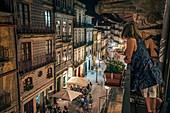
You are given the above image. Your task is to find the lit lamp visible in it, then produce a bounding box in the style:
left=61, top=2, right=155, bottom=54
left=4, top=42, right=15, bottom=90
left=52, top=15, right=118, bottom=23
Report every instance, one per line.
left=105, top=86, right=109, bottom=103
left=95, top=59, right=99, bottom=83
left=63, top=56, right=67, bottom=61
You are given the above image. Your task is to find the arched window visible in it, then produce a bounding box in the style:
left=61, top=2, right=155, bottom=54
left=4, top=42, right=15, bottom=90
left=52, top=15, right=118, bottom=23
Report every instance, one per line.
left=24, top=77, right=33, bottom=91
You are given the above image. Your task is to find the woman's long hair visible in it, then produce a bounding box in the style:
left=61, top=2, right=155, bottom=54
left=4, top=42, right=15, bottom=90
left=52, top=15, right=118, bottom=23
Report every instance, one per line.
left=121, top=23, right=142, bottom=39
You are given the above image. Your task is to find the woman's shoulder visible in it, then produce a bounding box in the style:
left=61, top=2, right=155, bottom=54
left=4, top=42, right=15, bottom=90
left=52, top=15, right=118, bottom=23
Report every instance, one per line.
left=127, top=38, right=136, bottom=45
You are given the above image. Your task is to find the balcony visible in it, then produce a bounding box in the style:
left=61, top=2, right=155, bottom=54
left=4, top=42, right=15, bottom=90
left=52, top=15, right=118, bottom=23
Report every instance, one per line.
left=0, top=46, right=9, bottom=63
left=54, top=6, right=75, bottom=16
left=0, top=0, right=13, bottom=13
left=87, top=41, right=93, bottom=46
left=17, top=25, right=54, bottom=34
left=73, top=60, right=85, bottom=68
left=0, top=92, right=11, bottom=112
left=19, top=53, right=55, bottom=75
left=61, top=35, right=72, bottom=43
left=74, top=42, right=86, bottom=48
left=55, top=60, right=72, bottom=72
left=85, top=23, right=94, bottom=28
left=74, top=22, right=85, bottom=28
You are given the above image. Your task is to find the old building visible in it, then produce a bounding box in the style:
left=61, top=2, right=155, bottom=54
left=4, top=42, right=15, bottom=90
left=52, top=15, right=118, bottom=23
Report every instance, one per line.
left=54, top=0, right=74, bottom=92
left=73, top=0, right=86, bottom=77
left=0, top=0, right=19, bottom=112
left=16, top=0, right=55, bottom=112
left=84, top=14, right=94, bottom=76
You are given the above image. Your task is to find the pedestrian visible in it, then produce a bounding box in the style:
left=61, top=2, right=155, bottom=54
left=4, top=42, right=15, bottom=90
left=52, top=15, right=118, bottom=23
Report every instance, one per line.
left=121, top=23, right=163, bottom=113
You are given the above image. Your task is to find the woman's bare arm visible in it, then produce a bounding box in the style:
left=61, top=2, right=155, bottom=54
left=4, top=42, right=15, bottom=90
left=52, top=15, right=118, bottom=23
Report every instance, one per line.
left=124, top=38, right=136, bottom=63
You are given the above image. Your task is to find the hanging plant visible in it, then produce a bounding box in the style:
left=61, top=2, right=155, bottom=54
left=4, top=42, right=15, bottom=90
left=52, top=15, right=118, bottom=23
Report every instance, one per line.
left=38, top=71, right=43, bottom=77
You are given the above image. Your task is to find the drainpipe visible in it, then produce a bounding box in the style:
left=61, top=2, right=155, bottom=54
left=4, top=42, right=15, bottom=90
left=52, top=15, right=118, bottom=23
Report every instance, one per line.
left=13, top=0, right=21, bottom=112
left=159, top=0, right=170, bottom=100
left=53, top=0, right=57, bottom=103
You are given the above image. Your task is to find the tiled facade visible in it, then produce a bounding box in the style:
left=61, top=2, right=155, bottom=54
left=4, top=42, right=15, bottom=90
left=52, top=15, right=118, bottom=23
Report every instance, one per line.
left=0, top=0, right=19, bottom=112
left=54, top=0, right=74, bottom=93
left=73, top=0, right=86, bottom=77
left=16, top=0, right=55, bottom=112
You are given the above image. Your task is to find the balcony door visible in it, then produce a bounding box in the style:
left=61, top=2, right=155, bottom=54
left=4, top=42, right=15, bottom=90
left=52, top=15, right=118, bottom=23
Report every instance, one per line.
left=24, top=99, right=33, bottom=113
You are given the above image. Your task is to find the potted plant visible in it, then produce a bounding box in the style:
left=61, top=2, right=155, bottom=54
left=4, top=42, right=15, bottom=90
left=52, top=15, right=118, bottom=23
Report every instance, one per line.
left=104, top=60, right=125, bottom=87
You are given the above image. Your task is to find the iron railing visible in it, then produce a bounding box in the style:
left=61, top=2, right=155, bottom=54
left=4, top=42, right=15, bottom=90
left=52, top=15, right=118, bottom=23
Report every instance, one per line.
left=19, top=53, right=55, bottom=75
left=17, top=25, right=54, bottom=34
left=87, top=41, right=93, bottom=46
left=55, top=60, right=71, bottom=72
left=73, top=59, right=85, bottom=68
left=74, top=42, right=86, bottom=48
left=0, top=92, right=11, bottom=112
left=54, top=7, right=75, bottom=15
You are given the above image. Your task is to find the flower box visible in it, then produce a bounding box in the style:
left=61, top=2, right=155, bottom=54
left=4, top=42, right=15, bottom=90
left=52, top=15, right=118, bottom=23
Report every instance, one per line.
left=104, top=60, right=125, bottom=88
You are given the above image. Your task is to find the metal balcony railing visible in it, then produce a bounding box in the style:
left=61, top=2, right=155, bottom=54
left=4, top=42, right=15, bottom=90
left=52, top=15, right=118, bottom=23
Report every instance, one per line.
left=55, top=60, right=71, bottom=72
left=0, top=46, right=9, bottom=62
left=73, top=59, right=85, bottom=68
left=74, top=42, right=86, bottom=48
left=17, top=25, right=54, bottom=34
left=0, top=92, right=11, bottom=112
left=73, top=22, right=85, bottom=28
left=19, top=53, right=55, bottom=75
left=54, top=6, right=75, bottom=15
left=87, top=41, right=93, bottom=46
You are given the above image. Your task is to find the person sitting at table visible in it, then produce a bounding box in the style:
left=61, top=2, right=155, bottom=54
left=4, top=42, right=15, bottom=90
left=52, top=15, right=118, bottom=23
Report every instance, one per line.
left=77, top=85, right=81, bottom=92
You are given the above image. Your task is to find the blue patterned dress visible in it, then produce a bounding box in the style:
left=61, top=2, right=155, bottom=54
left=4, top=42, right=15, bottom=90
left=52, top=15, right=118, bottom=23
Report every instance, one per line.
left=130, top=38, right=163, bottom=91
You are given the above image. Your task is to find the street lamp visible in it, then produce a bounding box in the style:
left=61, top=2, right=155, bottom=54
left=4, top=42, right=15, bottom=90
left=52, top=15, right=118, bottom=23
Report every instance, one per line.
left=105, top=86, right=109, bottom=104
left=95, top=59, right=99, bottom=83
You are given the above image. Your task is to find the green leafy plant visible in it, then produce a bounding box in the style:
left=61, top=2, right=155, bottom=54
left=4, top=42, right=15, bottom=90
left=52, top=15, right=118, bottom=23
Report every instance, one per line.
left=105, top=60, right=125, bottom=74
left=24, top=85, right=34, bottom=91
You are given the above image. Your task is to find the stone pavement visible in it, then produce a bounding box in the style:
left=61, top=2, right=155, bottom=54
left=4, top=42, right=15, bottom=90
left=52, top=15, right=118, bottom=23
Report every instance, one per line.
left=57, top=69, right=125, bottom=113
left=86, top=69, right=125, bottom=113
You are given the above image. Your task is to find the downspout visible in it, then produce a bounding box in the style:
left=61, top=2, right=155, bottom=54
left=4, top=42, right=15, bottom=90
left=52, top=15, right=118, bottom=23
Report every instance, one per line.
left=13, top=0, right=21, bottom=112
left=53, top=0, right=57, bottom=103
left=158, top=0, right=170, bottom=100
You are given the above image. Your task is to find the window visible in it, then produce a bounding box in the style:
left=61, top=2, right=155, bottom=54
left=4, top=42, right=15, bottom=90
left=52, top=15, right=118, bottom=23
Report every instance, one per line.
left=21, top=42, right=31, bottom=61
left=63, top=21, right=67, bottom=36
left=63, top=50, right=66, bottom=61
left=56, top=0, right=60, bottom=7
left=45, top=10, right=51, bottom=27
left=18, top=3, right=30, bottom=25
left=78, top=30, right=81, bottom=43
left=56, top=52, right=61, bottom=65
left=79, top=11, right=81, bottom=23
left=82, top=30, right=84, bottom=42
left=47, top=68, right=52, bottom=78
left=46, top=40, right=52, bottom=54
left=68, top=49, right=72, bottom=59
left=23, top=77, right=33, bottom=91
left=56, top=20, right=61, bottom=36
left=74, top=30, right=77, bottom=44
left=68, top=23, right=72, bottom=35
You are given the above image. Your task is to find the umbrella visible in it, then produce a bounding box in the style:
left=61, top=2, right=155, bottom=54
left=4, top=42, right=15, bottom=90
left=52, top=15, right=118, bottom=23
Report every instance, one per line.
left=52, top=89, right=82, bottom=101
left=67, top=77, right=90, bottom=87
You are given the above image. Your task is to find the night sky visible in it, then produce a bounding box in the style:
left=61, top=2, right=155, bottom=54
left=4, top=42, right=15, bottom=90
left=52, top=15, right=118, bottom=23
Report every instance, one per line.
left=80, top=0, right=100, bottom=15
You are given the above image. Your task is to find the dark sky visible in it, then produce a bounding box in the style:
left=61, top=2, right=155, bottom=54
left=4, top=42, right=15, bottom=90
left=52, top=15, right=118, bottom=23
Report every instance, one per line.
left=80, top=0, right=100, bottom=15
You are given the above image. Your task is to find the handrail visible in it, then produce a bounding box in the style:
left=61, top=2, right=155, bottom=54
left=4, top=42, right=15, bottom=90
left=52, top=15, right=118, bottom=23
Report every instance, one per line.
left=122, top=64, right=131, bottom=113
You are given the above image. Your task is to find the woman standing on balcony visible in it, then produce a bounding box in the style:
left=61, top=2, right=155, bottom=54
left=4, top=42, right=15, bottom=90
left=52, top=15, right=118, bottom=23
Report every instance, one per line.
left=121, top=23, right=163, bottom=113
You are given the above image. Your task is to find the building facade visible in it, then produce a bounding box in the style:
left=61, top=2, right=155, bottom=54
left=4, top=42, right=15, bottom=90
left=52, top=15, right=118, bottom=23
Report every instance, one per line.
left=16, top=0, right=55, bottom=112
left=54, top=0, right=74, bottom=92
left=73, top=0, right=86, bottom=77
left=84, top=15, right=93, bottom=76
left=0, top=0, right=19, bottom=112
